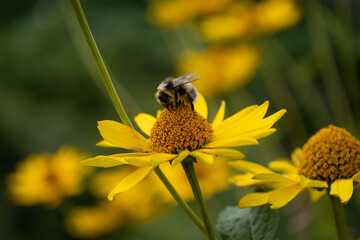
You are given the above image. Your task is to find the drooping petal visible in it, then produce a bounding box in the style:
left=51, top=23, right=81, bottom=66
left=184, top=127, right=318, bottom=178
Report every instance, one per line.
left=134, top=113, right=156, bottom=136
left=97, top=120, right=150, bottom=151
left=211, top=101, right=225, bottom=129
left=269, top=184, right=303, bottom=209
left=198, top=148, right=244, bottom=160
left=309, top=189, right=326, bottom=202
left=108, top=166, right=154, bottom=200
left=82, top=153, right=153, bottom=168
left=190, top=151, right=215, bottom=164
left=150, top=153, right=177, bottom=166
left=252, top=173, right=294, bottom=185
left=82, top=156, right=127, bottom=168
left=171, top=150, right=190, bottom=166
left=194, top=92, right=208, bottom=119
left=228, top=160, right=273, bottom=174
left=330, top=179, right=354, bottom=204
left=231, top=173, right=269, bottom=187
left=238, top=192, right=272, bottom=208
left=268, top=159, right=298, bottom=174
left=96, top=140, right=117, bottom=148
left=352, top=170, right=360, bottom=182
left=205, top=137, right=259, bottom=148
left=299, top=175, right=328, bottom=189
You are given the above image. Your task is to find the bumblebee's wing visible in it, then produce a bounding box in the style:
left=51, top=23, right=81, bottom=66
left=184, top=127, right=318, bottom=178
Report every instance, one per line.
left=173, top=73, right=200, bottom=87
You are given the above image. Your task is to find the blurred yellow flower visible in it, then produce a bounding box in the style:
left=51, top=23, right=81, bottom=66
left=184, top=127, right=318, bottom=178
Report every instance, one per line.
left=200, top=0, right=302, bottom=42
left=66, top=159, right=231, bottom=238
left=160, top=159, right=231, bottom=202
left=6, top=146, right=90, bottom=207
left=66, top=166, right=166, bottom=238
left=147, top=0, right=231, bottom=28
left=66, top=206, right=119, bottom=239
left=83, top=87, right=285, bottom=201
left=177, top=44, right=261, bottom=97
left=230, top=125, right=360, bottom=209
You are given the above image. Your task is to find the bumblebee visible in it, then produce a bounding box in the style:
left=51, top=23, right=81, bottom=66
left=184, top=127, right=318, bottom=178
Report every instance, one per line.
left=156, top=73, right=200, bottom=110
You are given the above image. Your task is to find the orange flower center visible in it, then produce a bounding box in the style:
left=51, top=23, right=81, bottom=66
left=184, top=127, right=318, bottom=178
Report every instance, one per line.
left=150, top=104, right=214, bottom=154
left=298, top=125, right=360, bottom=182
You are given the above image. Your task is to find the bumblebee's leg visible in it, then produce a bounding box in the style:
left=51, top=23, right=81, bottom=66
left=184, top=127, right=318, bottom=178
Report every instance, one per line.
left=190, top=102, right=194, bottom=110
left=174, top=92, right=179, bottom=107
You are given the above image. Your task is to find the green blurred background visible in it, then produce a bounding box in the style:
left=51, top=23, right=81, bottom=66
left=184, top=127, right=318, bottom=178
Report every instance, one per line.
left=1, top=0, right=359, bottom=239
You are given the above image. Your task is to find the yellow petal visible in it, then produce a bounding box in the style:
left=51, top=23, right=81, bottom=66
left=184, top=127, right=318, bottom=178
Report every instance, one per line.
left=269, top=184, right=303, bottom=209
left=198, top=148, right=244, bottom=160
left=205, top=136, right=259, bottom=148
left=194, top=92, right=208, bottom=119
left=238, top=192, right=272, bottom=208
left=97, top=120, right=150, bottom=151
left=330, top=179, right=354, bottom=204
left=83, top=152, right=153, bottom=167
left=228, top=160, right=273, bottom=174
left=290, top=148, right=302, bottom=167
left=108, top=166, right=154, bottom=200
left=352, top=170, right=360, bottom=182
left=96, top=140, right=117, bottom=148
left=214, top=105, right=286, bottom=146
left=268, top=159, right=297, bottom=174
left=211, top=101, right=225, bottom=129
left=299, top=175, right=328, bottom=189
left=134, top=113, right=156, bottom=136
left=190, top=151, right=215, bottom=164
left=231, top=173, right=268, bottom=187
left=171, top=150, right=190, bottom=166
left=309, top=189, right=326, bottom=202
left=150, top=153, right=177, bottom=166
left=252, top=173, right=293, bottom=184
left=81, top=156, right=127, bottom=168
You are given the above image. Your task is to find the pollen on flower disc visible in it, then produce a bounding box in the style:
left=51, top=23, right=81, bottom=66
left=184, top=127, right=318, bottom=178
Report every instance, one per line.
left=298, top=125, right=360, bottom=182
left=150, top=104, right=214, bottom=154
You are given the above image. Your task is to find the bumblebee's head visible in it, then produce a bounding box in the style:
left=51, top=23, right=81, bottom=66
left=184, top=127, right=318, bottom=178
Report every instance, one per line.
left=157, top=77, right=174, bottom=92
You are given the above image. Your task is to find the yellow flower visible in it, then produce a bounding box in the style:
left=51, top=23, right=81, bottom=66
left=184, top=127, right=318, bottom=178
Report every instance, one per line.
left=67, top=158, right=231, bottom=238
left=230, top=125, right=360, bottom=209
left=66, top=206, right=119, bottom=239
left=159, top=159, right=232, bottom=202
left=200, top=0, right=302, bottom=42
left=83, top=92, right=286, bottom=201
left=177, top=44, right=261, bottom=97
left=6, top=146, right=90, bottom=207
left=147, top=0, right=231, bottom=28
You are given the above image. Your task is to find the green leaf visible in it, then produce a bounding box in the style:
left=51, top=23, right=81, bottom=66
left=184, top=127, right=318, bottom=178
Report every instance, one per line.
left=215, top=205, right=279, bottom=240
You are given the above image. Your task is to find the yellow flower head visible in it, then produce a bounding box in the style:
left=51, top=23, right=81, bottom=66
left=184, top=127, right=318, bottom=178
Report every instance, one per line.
left=67, top=159, right=231, bottom=238
left=147, top=0, right=231, bottom=28
left=200, top=0, right=302, bottom=42
left=230, top=125, right=360, bottom=209
left=6, top=146, right=90, bottom=207
left=177, top=45, right=261, bottom=97
left=66, top=206, right=119, bottom=239
left=83, top=78, right=286, bottom=201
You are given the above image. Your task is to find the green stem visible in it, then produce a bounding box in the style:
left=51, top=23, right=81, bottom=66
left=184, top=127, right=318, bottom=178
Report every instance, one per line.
left=182, top=157, right=216, bottom=240
left=153, top=167, right=207, bottom=236
left=69, top=0, right=133, bottom=128
left=329, top=195, right=349, bottom=240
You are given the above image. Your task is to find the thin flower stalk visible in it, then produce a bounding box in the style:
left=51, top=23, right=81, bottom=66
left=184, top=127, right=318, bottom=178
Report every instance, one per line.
left=329, top=194, right=349, bottom=240
left=182, top=157, right=217, bottom=240
left=69, top=0, right=133, bottom=128
left=153, top=167, right=208, bottom=236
